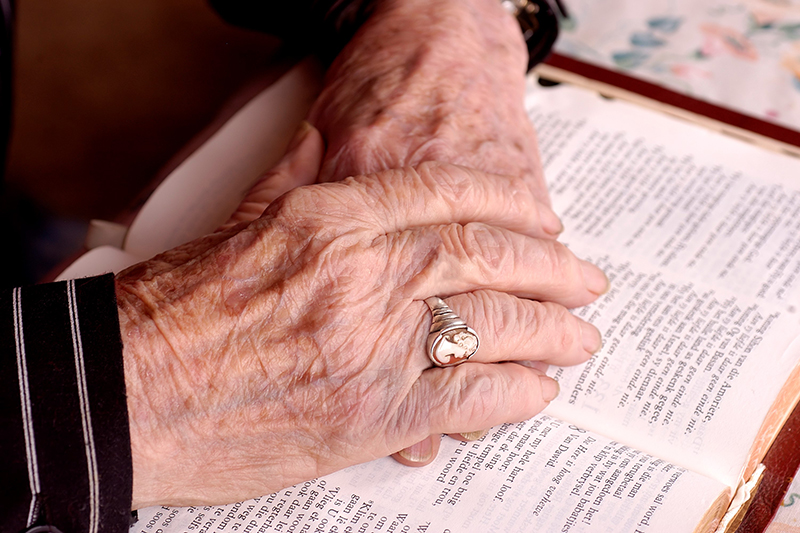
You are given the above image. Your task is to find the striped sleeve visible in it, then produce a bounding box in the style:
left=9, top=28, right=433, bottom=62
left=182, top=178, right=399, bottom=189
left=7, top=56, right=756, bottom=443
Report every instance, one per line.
left=0, top=274, right=132, bottom=533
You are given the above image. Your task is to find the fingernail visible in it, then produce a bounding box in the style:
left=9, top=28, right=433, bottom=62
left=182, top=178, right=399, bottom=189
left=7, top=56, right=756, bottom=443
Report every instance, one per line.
left=581, top=321, right=603, bottom=354
left=540, top=207, right=564, bottom=236
left=540, top=375, right=560, bottom=402
left=459, top=430, right=489, bottom=441
left=285, top=120, right=313, bottom=153
left=397, top=438, right=433, bottom=463
left=580, top=260, right=610, bottom=295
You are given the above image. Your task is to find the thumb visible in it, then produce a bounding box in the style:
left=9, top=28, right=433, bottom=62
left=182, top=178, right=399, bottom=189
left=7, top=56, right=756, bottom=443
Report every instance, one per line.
left=222, top=121, right=324, bottom=230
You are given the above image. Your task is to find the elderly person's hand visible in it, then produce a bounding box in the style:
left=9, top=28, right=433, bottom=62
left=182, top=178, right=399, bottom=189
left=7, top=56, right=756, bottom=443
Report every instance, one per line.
left=306, top=0, right=569, bottom=464
left=225, top=120, right=593, bottom=468
left=118, top=157, right=606, bottom=508
left=308, top=0, right=558, bottom=228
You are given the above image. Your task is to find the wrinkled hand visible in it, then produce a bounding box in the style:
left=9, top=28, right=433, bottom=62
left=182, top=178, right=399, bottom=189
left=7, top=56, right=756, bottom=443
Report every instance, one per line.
left=223, top=122, right=577, bottom=468
left=118, top=160, right=606, bottom=509
left=308, top=0, right=565, bottom=463
left=308, top=0, right=557, bottom=223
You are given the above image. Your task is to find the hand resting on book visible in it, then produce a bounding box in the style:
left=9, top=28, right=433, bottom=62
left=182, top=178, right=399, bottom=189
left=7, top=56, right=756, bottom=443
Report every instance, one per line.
left=272, top=0, right=565, bottom=466
left=116, top=154, right=607, bottom=509
left=224, top=120, right=584, bottom=466
left=115, top=0, right=603, bottom=511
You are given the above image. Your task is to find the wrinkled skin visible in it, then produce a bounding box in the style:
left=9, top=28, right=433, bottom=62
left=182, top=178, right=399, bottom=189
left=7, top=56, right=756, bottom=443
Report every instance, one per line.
left=120, top=162, right=607, bottom=509
left=224, top=120, right=574, bottom=465
left=229, top=0, right=566, bottom=467
left=231, top=0, right=563, bottom=466
left=310, top=0, right=555, bottom=211
left=121, top=0, right=602, bottom=507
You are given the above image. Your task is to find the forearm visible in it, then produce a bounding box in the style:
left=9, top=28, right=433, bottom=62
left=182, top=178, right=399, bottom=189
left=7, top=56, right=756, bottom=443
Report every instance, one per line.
left=313, top=0, right=528, bottom=126
left=363, top=0, right=528, bottom=69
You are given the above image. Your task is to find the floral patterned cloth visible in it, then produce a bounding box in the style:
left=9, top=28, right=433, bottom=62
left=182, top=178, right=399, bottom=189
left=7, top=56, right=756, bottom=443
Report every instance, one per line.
left=767, top=476, right=800, bottom=532
left=554, top=0, right=800, bottom=131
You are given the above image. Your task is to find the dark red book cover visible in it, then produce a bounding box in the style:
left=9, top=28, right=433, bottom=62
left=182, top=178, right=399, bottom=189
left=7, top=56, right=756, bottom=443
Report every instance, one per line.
left=542, top=52, right=800, bottom=154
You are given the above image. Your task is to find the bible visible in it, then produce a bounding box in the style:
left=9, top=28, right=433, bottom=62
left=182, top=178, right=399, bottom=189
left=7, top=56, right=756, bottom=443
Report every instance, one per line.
left=58, top=59, right=800, bottom=533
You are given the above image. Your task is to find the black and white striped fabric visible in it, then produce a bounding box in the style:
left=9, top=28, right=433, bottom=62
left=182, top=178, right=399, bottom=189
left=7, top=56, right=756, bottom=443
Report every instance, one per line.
left=0, top=274, right=131, bottom=533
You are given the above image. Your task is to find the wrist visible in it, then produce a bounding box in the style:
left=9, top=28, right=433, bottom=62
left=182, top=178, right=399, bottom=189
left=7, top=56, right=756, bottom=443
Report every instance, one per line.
left=116, top=277, right=180, bottom=509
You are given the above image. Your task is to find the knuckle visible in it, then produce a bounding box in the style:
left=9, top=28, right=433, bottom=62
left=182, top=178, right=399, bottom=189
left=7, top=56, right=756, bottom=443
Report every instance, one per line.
left=505, top=175, right=538, bottom=212
left=539, top=241, right=578, bottom=287
left=327, top=131, right=390, bottom=180
left=266, top=186, right=318, bottom=220
left=412, top=139, right=459, bottom=165
left=453, top=291, right=483, bottom=321
left=267, top=182, right=366, bottom=234
left=454, top=368, right=503, bottom=423
left=415, top=161, right=472, bottom=204
left=414, top=160, right=446, bottom=177
left=434, top=224, right=465, bottom=258
left=472, top=290, right=516, bottom=338
left=539, top=302, right=579, bottom=353
left=460, top=223, right=511, bottom=272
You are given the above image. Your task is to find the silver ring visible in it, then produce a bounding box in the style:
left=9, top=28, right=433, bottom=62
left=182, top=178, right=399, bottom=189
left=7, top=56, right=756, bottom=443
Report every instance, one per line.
left=424, top=297, right=480, bottom=367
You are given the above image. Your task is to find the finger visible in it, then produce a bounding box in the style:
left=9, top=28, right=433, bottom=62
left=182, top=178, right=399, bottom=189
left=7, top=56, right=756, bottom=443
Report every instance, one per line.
left=426, top=290, right=602, bottom=367
left=279, top=161, right=561, bottom=239
left=321, top=124, right=562, bottom=235
left=395, top=223, right=609, bottom=309
left=221, top=121, right=325, bottom=230
left=398, top=363, right=560, bottom=438
left=392, top=434, right=441, bottom=467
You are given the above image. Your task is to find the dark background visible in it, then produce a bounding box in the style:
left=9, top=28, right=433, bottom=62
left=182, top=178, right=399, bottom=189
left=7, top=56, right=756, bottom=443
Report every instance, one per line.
left=2, top=0, right=287, bottom=287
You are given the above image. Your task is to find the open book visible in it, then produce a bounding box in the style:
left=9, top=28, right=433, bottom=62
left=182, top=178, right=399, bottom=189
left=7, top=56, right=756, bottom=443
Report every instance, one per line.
left=58, top=61, right=800, bottom=532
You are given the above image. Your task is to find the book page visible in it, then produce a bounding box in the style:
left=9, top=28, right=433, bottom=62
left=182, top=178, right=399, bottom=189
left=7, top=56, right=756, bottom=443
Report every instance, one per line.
left=531, top=83, right=800, bottom=306
left=131, top=415, right=728, bottom=533
left=55, top=245, right=143, bottom=281
left=528, top=83, right=800, bottom=488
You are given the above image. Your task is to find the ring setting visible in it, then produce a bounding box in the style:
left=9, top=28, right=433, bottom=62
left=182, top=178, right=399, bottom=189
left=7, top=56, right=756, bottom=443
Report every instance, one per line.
left=425, top=297, right=480, bottom=367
